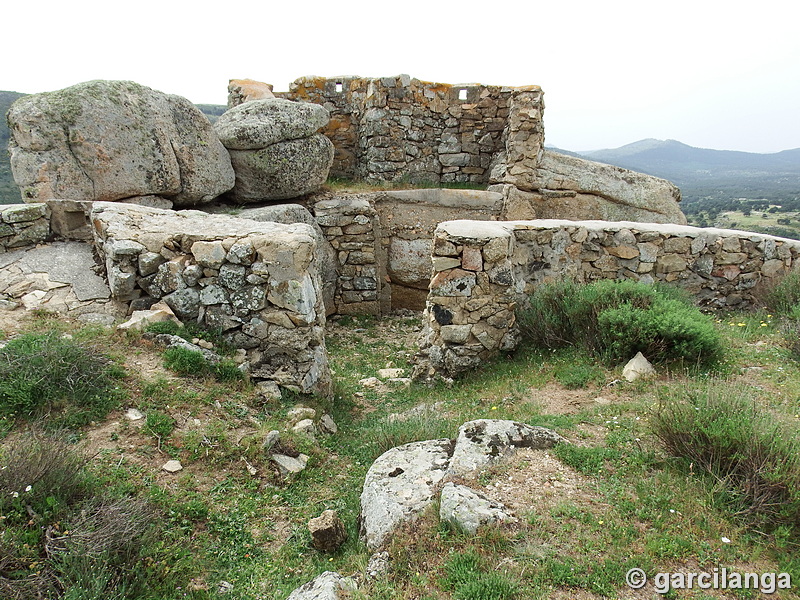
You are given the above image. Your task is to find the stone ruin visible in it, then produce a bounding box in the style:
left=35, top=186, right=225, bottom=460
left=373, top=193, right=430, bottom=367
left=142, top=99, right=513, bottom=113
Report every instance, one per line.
left=3, top=74, right=798, bottom=393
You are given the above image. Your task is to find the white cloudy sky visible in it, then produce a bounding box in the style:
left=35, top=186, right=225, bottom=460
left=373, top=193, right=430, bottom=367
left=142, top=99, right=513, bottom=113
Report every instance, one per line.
left=4, top=0, right=799, bottom=153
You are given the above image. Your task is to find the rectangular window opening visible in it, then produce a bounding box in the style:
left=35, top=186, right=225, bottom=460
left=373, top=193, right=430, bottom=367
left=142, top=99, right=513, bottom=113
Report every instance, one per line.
left=335, top=82, right=343, bottom=93
left=458, top=88, right=468, bottom=101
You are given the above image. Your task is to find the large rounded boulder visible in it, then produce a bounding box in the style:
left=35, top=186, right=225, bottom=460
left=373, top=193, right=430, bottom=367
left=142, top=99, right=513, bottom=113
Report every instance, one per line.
left=214, top=99, right=334, bottom=203
left=6, top=80, right=235, bottom=207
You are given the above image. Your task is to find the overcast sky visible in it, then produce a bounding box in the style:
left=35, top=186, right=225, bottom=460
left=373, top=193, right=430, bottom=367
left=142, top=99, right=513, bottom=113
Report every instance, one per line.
left=4, top=0, right=799, bottom=153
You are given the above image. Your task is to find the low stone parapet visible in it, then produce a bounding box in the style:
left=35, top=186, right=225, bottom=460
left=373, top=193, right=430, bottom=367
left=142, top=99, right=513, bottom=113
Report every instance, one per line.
left=0, top=203, right=50, bottom=251
left=90, top=202, right=331, bottom=396
left=416, top=219, right=800, bottom=379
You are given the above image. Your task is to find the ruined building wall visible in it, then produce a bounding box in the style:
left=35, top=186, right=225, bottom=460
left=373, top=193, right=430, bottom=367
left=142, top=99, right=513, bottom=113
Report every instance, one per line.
left=414, top=219, right=800, bottom=380
left=268, top=75, right=543, bottom=185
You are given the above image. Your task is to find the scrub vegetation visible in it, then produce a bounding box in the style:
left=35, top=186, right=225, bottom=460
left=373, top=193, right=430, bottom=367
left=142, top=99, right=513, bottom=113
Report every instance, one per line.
left=1, top=271, right=800, bottom=599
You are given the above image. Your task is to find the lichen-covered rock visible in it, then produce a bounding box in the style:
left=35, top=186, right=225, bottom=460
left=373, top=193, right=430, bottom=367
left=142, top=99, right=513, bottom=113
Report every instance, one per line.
left=448, top=419, right=566, bottom=477
left=359, top=439, right=453, bottom=550
left=214, top=99, right=330, bottom=150
left=214, top=98, right=334, bottom=203
left=286, top=571, right=355, bottom=600
left=506, top=150, right=686, bottom=225
left=439, top=482, right=516, bottom=534
left=7, top=80, right=234, bottom=206
left=226, top=134, right=334, bottom=202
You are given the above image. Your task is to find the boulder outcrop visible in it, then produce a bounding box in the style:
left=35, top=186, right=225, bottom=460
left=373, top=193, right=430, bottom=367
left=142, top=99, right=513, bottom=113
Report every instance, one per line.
left=214, top=99, right=334, bottom=202
left=286, top=571, right=355, bottom=600
left=358, top=419, right=564, bottom=549
left=227, top=79, right=275, bottom=108
left=7, top=80, right=234, bottom=207
left=359, top=439, right=452, bottom=550
left=494, top=150, right=686, bottom=225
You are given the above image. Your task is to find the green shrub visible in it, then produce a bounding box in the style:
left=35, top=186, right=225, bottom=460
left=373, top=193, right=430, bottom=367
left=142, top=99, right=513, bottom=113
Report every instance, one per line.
left=0, top=430, right=174, bottom=600
left=650, top=381, right=800, bottom=531
left=162, top=347, right=244, bottom=382
left=163, top=346, right=209, bottom=376
left=0, top=331, right=125, bottom=427
left=0, top=428, right=91, bottom=521
left=766, top=269, right=800, bottom=317
left=517, top=280, right=724, bottom=367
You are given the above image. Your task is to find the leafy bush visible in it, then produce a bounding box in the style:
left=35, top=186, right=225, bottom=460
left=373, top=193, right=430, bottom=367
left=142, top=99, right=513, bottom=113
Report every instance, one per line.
left=0, top=428, right=90, bottom=521
left=517, top=280, right=724, bottom=367
left=0, top=331, right=125, bottom=427
left=651, top=382, right=800, bottom=531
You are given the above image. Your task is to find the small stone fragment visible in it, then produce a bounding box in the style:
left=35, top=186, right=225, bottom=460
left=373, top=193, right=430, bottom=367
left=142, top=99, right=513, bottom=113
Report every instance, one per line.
left=125, top=408, right=144, bottom=421
left=262, top=430, right=280, bottom=452
left=319, top=414, right=338, bottom=435
left=377, top=368, right=404, bottom=379
left=293, top=419, right=316, bottom=436
left=255, top=381, right=282, bottom=401
left=622, top=352, right=656, bottom=382
left=308, top=509, right=348, bottom=552
left=162, top=460, right=183, bottom=473
left=272, top=453, right=308, bottom=476
left=287, top=406, right=317, bottom=424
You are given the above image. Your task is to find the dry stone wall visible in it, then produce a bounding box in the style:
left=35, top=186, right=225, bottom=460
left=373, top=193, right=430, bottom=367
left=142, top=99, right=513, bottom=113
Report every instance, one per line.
left=267, top=76, right=542, bottom=185
left=415, top=219, right=800, bottom=380
left=90, top=202, right=331, bottom=396
left=0, top=203, right=50, bottom=250
left=313, top=195, right=388, bottom=316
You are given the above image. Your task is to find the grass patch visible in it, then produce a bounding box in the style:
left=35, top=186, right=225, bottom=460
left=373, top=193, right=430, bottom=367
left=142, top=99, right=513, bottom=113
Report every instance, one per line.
left=766, top=269, right=800, bottom=317
left=651, top=380, right=800, bottom=532
left=0, top=331, right=125, bottom=427
left=163, top=346, right=244, bottom=383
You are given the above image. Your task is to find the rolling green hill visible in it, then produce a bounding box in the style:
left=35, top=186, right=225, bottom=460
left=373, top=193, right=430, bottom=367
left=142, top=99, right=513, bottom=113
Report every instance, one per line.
left=558, top=139, right=800, bottom=239
left=575, top=139, right=800, bottom=204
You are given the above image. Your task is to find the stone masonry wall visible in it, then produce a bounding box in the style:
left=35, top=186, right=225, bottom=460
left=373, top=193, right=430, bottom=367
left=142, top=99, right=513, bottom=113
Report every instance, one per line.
left=274, top=75, right=543, bottom=185
left=90, top=202, right=331, bottom=396
left=415, top=219, right=800, bottom=380
left=313, top=195, right=389, bottom=316
left=0, top=204, right=50, bottom=251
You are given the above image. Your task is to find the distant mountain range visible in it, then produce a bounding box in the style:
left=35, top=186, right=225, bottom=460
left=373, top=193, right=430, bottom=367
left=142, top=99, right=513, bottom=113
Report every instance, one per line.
left=550, top=139, right=800, bottom=203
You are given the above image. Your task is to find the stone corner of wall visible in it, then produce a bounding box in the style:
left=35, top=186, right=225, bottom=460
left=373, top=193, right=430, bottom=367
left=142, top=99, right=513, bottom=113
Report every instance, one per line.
left=0, top=202, right=52, bottom=251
